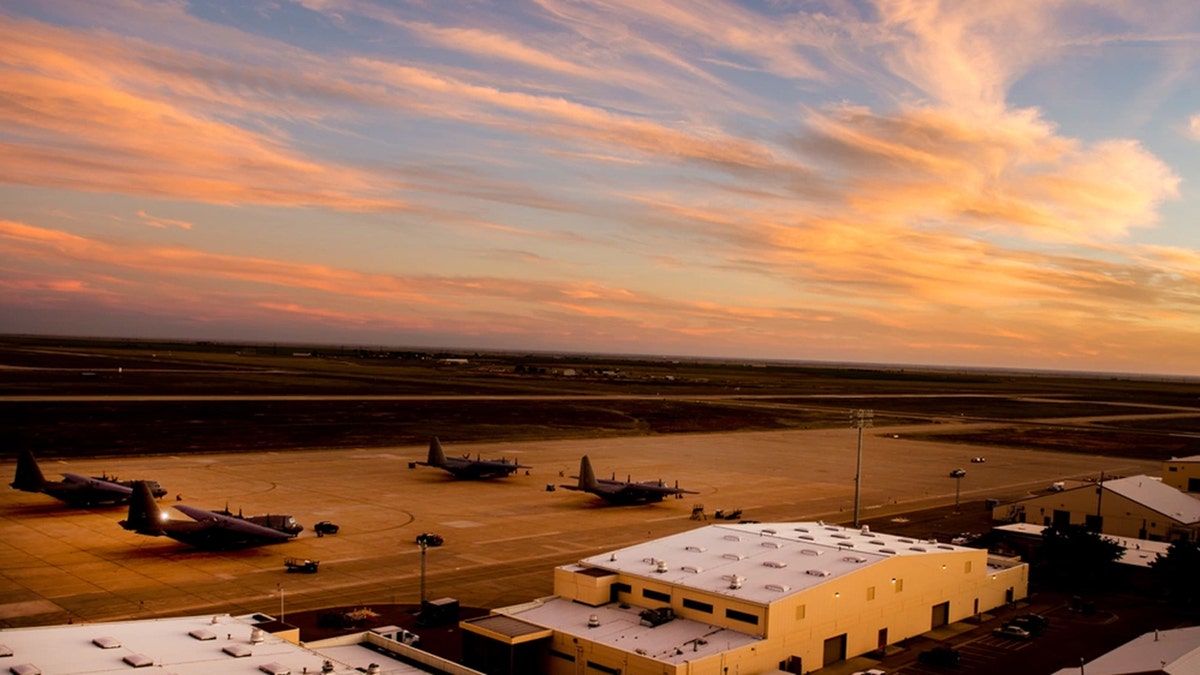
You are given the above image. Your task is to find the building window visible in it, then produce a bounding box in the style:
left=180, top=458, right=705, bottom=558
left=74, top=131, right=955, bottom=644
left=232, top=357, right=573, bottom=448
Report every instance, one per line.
left=612, top=582, right=631, bottom=594
left=725, top=608, right=760, bottom=625
left=894, top=578, right=904, bottom=592
left=866, top=586, right=875, bottom=601
left=965, top=561, right=972, bottom=573
left=549, top=650, right=576, bottom=662
left=642, top=588, right=671, bottom=603
left=587, top=660, right=621, bottom=675
left=683, top=598, right=713, bottom=613
left=796, top=604, right=806, bottom=620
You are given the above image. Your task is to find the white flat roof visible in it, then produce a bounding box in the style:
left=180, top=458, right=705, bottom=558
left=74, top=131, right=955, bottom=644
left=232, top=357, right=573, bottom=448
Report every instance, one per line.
left=0, top=614, right=433, bottom=674
left=575, top=521, right=974, bottom=605
left=993, top=524, right=1170, bottom=568
left=1052, top=625, right=1200, bottom=674
left=501, top=596, right=760, bottom=665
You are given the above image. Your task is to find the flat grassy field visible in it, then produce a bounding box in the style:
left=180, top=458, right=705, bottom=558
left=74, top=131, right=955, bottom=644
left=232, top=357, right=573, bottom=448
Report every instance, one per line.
left=3, top=335, right=1199, bottom=460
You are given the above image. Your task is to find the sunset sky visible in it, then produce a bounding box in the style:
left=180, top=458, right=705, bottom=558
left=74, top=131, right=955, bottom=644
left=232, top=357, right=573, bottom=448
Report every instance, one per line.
left=2, top=1, right=1199, bottom=375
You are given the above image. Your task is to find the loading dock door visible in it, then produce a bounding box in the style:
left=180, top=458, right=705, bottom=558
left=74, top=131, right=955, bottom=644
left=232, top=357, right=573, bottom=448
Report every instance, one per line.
left=823, top=634, right=847, bottom=667
left=931, top=601, right=950, bottom=629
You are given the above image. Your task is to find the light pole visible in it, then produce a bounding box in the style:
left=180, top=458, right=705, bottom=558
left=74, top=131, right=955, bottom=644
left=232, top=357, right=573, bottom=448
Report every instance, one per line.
left=276, top=583, right=284, bottom=623
left=417, top=538, right=428, bottom=606
left=953, top=473, right=964, bottom=513
left=851, top=409, right=873, bottom=527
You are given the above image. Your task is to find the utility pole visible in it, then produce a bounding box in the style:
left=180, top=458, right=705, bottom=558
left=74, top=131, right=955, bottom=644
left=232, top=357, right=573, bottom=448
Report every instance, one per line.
left=851, top=409, right=873, bottom=527
left=276, top=583, right=284, bottom=623
left=418, top=538, right=428, bottom=606
left=954, top=474, right=963, bottom=513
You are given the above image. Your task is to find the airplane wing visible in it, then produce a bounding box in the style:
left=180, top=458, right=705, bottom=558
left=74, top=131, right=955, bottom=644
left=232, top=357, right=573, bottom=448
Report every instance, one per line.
left=60, top=473, right=134, bottom=497
left=174, top=505, right=295, bottom=544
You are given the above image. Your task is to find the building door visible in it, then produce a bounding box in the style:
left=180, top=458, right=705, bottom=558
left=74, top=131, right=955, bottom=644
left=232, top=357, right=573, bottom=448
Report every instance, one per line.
left=823, top=634, right=847, bottom=667
left=877, top=628, right=888, bottom=653
left=931, top=601, right=950, bottom=629
left=784, top=655, right=803, bottom=674
left=1053, top=509, right=1071, bottom=527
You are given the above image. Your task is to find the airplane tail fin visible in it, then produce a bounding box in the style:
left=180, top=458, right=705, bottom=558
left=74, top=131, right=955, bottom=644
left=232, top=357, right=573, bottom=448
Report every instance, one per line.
left=11, top=448, right=47, bottom=492
left=578, top=455, right=601, bottom=491
left=427, top=437, right=448, bottom=467
left=120, top=481, right=165, bottom=534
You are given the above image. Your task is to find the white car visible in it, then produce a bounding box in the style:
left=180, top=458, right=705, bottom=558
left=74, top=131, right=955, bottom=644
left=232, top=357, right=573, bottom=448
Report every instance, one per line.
left=851, top=670, right=886, bottom=675
left=970, top=456, right=986, bottom=463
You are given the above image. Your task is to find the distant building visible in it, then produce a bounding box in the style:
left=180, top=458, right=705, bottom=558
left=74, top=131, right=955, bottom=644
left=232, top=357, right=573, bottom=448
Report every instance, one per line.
left=992, top=474, right=1200, bottom=542
left=1163, top=454, right=1200, bottom=494
left=439, top=358, right=469, bottom=365
left=1051, top=625, right=1200, bottom=675
left=461, top=521, right=1027, bottom=675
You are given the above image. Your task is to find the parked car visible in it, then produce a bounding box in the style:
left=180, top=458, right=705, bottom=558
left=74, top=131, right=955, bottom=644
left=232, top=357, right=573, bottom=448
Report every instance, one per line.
left=994, top=624, right=1031, bottom=640
left=970, top=456, right=986, bottom=463
left=949, top=468, right=967, bottom=477
left=851, top=670, right=886, bottom=675
left=1009, top=613, right=1049, bottom=634
left=415, top=532, right=444, bottom=547
left=918, top=646, right=960, bottom=667
left=314, top=521, right=339, bottom=536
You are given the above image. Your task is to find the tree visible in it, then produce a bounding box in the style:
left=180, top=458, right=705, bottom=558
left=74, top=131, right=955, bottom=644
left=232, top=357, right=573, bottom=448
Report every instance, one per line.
left=1034, top=524, right=1123, bottom=592
left=1150, top=539, right=1200, bottom=607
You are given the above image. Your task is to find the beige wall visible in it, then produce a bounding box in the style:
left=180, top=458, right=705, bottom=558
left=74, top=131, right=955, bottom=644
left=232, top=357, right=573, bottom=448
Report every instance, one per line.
left=992, top=485, right=1194, bottom=541
left=1163, top=460, right=1200, bottom=494
left=549, top=549, right=1027, bottom=674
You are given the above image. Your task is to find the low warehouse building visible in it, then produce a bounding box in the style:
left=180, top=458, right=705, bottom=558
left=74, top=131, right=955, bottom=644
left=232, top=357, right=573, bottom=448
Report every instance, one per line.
left=462, top=521, right=1028, bottom=675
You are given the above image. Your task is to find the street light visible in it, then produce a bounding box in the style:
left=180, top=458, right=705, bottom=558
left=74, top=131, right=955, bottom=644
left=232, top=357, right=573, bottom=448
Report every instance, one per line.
left=851, top=409, right=873, bottom=527
left=952, top=471, right=965, bottom=513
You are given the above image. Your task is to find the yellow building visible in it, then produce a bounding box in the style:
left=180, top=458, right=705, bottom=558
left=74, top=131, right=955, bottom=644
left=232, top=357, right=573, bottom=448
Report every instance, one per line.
left=461, top=522, right=1027, bottom=675
left=1162, top=455, right=1200, bottom=494
left=992, top=474, right=1200, bottom=542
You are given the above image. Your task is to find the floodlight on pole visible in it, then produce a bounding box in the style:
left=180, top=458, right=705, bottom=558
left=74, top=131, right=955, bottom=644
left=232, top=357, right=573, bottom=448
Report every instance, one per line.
left=851, top=409, right=873, bottom=527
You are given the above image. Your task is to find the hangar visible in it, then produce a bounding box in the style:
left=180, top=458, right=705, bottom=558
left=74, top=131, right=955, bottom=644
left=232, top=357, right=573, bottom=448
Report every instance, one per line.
left=992, top=473, right=1200, bottom=542
left=461, top=521, right=1028, bottom=675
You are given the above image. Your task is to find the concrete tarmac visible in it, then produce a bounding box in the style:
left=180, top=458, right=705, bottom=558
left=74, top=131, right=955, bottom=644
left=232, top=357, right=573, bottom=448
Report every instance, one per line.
left=0, top=427, right=1159, bottom=628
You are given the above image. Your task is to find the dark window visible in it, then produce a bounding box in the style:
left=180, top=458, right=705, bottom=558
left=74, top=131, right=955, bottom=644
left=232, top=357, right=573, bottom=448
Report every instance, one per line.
left=725, top=608, right=759, bottom=625
left=587, top=660, right=621, bottom=675
left=682, top=598, right=713, bottom=613
left=549, top=649, right=576, bottom=662
left=642, top=589, right=671, bottom=603
left=612, top=582, right=631, bottom=594
left=1189, top=478, right=1200, bottom=493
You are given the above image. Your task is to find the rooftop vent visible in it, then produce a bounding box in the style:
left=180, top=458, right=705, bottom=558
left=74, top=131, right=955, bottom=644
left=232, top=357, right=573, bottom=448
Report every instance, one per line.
left=366, top=665, right=381, bottom=675
left=223, top=645, right=252, bottom=658
left=909, top=546, right=927, bottom=552
left=799, top=548, right=822, bottom=556
left=722, top=553, right=746, bottom=561
left=937, top=544, right=955, bottom=550
left=250, top=627, right=265, bottom=644
left=0, top=644, right=12, bottom=658
left=794, top=527, right=809, bottom=533
left=123, top=654, right=153, bottom=668
left=729, top=575, right=744, bottom=589
left=843, top=555, right=868, bottom=563
left=92, top=636, right=121, bottom=649
left=189, top=629, right=216, bottom=641
left=860, top=525, right=870, bottom=534
left=830, top=533, right=851, bottom=540
left=899, top=538, right=915, bottom=544
left=761, top=541, right=783, bottom=549
left=259, top=663, right=290, bottom=675
left=685, top=545, right=706, bottom=552
left=763, top=560, right=787, bottom=568
left=588, top=615, right=600, bottom=628
left=321, top=660, right=335, bottom=674
left=761, top=528, right=777, bottom=535
left=723, top=534, right=741, bottom=541
left=798, top=535, right=815, bottom=541
left=879, top=548, right=897, bottom=554
left=10, top=664, right=41, bottom=675
left=681, top=565, right=703, bottom=574
left=765, top=583, right=791, bottom=592
left=655, top=560, right=669, bottom=573
left=805, top=569, right=832, bottom=577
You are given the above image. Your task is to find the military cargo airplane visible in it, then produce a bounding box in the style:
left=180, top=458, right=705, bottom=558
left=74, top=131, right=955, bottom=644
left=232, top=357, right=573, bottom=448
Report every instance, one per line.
left=412, top=437, right=530, bottom=479
left=559, top=455, right=698, bottom=505
left=10, top=448, right=167, bottom=507
left=119, top=481, right=301, bottom=549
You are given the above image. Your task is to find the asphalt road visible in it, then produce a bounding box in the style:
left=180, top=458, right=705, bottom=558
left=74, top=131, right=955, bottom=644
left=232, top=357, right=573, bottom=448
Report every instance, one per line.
left=0, top=426, right=1160, bottom=629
